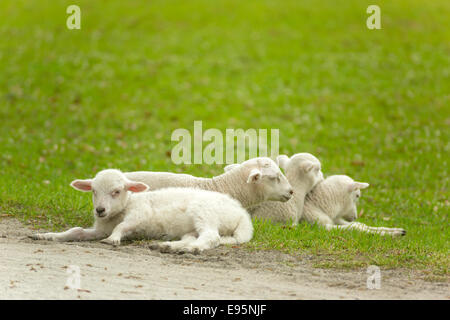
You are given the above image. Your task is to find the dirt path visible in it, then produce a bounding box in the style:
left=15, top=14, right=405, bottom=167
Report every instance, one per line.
left=0, top=218, right=448, bottom=299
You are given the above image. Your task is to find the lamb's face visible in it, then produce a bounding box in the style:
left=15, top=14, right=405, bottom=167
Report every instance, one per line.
left=71, top=169, right=149, bottom=220
left=279, top=153, right=324, bottom=189
left=90, top=170, right=131, bottom=219
left=344, top=180, right=369, bottom=221
left=231, top=157, right=294, bottom=202
left=341, top=197, right=359, bottom=222
left=258, top=169, right=294, bottom=202
left=325, top=175, right=369, bottom=222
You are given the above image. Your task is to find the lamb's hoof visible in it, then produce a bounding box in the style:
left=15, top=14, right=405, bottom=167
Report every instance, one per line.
left=390, top=229, right=406, bottom=237
left=148, top=243, right=160, bottom=251
left=29, top=234, right=53, bottom=241
left=160, top=244, right=185, bottom=254
left=100, top=238, right=120, bottom=246
left=157, top=244, right=188, bottom=255
left=158, top=245, right=172, bottom=253
left=184, top=247, right=201, bottom=255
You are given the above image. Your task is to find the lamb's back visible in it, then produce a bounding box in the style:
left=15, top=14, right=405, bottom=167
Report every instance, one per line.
left=304, top=176, right=348, bottom=218
left=124, top=171, right=207, bottom=190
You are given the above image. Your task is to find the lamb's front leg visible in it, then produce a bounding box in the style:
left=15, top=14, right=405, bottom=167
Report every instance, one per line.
left=100, top=219, right=139, bottom=246
left=30, top=227, right=106, bottom=242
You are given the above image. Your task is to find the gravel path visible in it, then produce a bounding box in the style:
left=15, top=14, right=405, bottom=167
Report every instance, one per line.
left=1, top=218, right=448, bottom=299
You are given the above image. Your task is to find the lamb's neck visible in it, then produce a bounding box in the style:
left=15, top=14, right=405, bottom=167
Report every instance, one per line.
left=197, top=169, right=262, bottom=208
left=94, top=209, right=127, bottom=235
left=290, top=179, right=314, bottom=213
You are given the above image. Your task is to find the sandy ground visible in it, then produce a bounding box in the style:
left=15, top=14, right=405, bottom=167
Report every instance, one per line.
left=0, top=218, right=448, bottom=300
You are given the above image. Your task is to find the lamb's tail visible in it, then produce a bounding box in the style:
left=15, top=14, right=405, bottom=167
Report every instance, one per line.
left=220, top=213, right=253, bottom=245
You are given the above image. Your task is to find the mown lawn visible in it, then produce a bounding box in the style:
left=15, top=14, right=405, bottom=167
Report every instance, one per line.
left=0, top=0, right=448, bottom=277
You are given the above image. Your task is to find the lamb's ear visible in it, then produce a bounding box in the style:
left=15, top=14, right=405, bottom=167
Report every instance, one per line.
left=70, top=179, right=93, bottom=192
left=301, top=161, right=317, bottom=172
left=247, top=168, right=262, bottom=183
left=224, top=164, right=240, bottom=172
left=348, top=182, right=370, bottom=192
left=276, top=155, right=290, bottom=171
left=355, top=182, right=370, bottom=189
left=125, top=181, right=149, bottom=193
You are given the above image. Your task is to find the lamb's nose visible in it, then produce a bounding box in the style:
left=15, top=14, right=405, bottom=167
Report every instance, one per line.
left=96, top=207, right=105, bottom=214
left=289, top=190, right=294, bottom=195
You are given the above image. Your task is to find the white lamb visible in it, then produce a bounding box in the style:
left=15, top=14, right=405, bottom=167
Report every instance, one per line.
left=303, top=175, right=406, bottom=236
left=31, top=169, right=254, bottom=253
left=250, top=154, right=406, bottom=237
left=124, top=157, right=294, bottom=208
left=240, top=153, right=324, bottom=225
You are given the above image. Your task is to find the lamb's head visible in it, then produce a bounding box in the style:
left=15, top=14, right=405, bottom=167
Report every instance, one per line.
left=323, top=175, right=369, bottom=221
left=224, top=157, right=294, bottom=202
left=70, top=169, right=149, bottom=219
left=276, top=153, right=324, bottom=190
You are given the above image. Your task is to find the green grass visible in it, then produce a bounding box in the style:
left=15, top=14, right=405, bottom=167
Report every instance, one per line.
left=0, top=0, right=448, bottom=276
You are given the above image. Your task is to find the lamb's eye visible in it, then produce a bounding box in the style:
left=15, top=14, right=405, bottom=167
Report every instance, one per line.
left=112, top=190, right=121, bottom=197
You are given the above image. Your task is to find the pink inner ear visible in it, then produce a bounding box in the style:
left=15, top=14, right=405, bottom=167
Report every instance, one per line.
left=248, top=173, right=261, bottom=183
left=71, top=180, right=92, bottom=191
left=347, top=183, right=357, bottom=192
left=127, top=183, right=148, bottom=193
